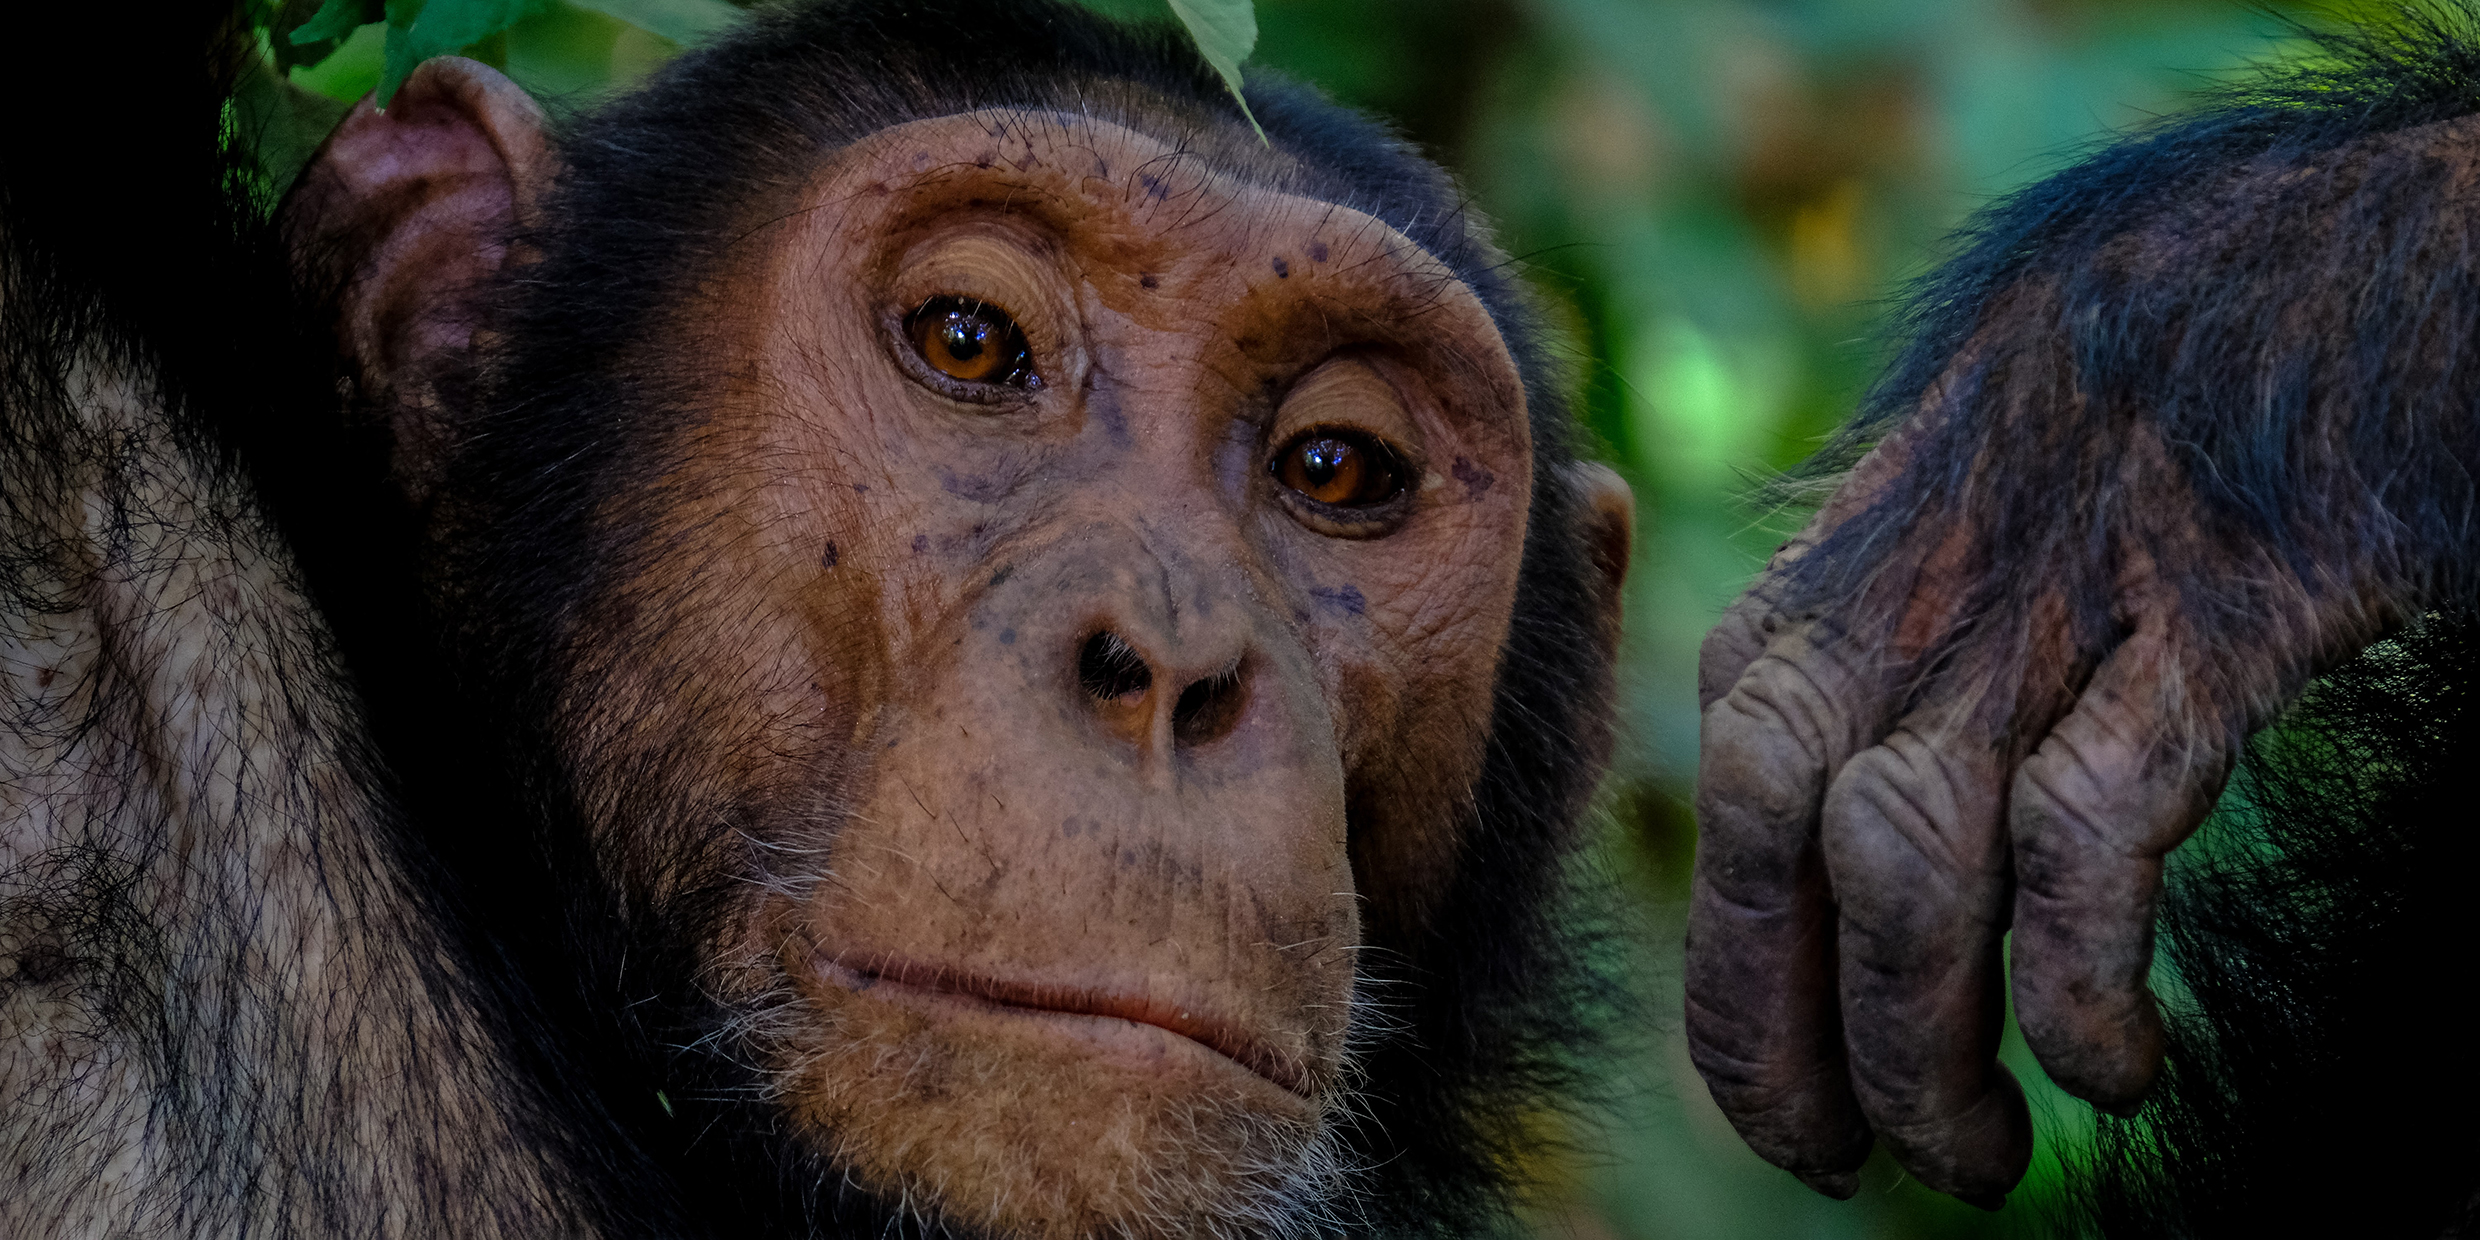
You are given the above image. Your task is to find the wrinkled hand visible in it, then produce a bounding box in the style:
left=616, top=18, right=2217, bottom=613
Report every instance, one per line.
left=1683, top=424, right=2391, bottom=1205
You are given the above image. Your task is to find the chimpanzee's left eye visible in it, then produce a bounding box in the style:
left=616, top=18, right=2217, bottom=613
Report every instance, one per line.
left=1272, top=428, right=1407, bottom=509
left=906, top=296, right=1037, bottom=387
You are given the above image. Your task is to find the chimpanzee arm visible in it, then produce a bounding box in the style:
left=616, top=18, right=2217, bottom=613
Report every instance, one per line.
left=1686, top=14, right=2480, bottom=1204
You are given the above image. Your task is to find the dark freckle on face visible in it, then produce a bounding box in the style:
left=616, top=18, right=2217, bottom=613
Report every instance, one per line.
left=938, top=467, right=1008, bottom=503
left=1139, top=273, right=1159, bottom=289
left=1309, top=584, right=1368, bottom=616
left=1000, top=628, right=1017, bottom=646
left=1451, top=456, right=1496, bottom=500
left=912, top=534, right=930, bottom=555
left=1270, top=255, right=1290, bottom=278
left=1307, top=240, right=1330, bottom=262
left=1120, top=849, right=1137, bottom=868
left=990, top=564, right=1014, bottom=588
left=820, top=541, right=839, bottom=569
left=1087, top=383, right=1134, bottom=449
left=1138, top=173, right=1169, bottom=202
left=1062, top=817, right=1082, bottom=838
left=851, top=482, right=869, bottom=494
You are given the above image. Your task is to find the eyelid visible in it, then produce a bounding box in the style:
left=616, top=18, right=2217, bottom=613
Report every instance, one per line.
left=882, top=226, right=1086, bottom=405
left=1267, top=357, right=1420, bottom=447
left=887, top=232, right=1058, bottom=341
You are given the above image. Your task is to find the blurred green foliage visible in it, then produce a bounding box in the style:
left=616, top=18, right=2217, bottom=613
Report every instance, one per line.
left=231, top=1, right=2385, bottom=1234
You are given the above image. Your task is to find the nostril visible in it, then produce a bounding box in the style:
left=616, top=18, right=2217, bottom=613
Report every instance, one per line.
left=1171, top=665, right=1247, bottom=749
left=1078, top=632, right=1153, bottom=702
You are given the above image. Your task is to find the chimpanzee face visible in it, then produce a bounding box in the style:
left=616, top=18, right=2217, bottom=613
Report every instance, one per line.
left=296, top=75, right=1561, bottom=1237
left=561, top=113, right=1532, bottom=1235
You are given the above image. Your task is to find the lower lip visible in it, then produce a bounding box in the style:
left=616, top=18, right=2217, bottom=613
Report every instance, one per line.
left=811, top=958, right=1311, bottom=1099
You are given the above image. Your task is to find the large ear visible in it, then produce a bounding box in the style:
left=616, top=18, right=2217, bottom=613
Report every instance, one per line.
left=1566, top=460, right=1636, bottom=655
left=286, top=57, right=552, bottom=502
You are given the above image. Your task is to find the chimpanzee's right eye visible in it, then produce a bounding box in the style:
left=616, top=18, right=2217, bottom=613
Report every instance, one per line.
left=906, top=296, right=1037, bottom=388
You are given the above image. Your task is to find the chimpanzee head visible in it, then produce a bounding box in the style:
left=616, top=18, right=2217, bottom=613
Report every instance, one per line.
left=287, top=2, right=1632, bottom=1234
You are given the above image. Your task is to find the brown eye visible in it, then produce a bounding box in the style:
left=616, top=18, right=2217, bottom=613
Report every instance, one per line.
left=1273, top=429, right=1406, bottom=509
left=906, top=297, right=1035, bottom=387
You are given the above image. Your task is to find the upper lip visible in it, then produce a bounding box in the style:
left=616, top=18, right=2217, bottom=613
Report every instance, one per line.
left=814, top=954, right=1312, bottom=1097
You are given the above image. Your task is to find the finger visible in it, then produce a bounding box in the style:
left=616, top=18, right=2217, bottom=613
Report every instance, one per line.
left=2010, top=627, right=2231, bottom=1115
left=1823, top=718, right=2031, bottom=1205
left=1698, top=592, right=1779, bottom=711
left=1697, top=438, right=1913, bottom=712
left=1687, top=624, right=1888, bottom=1196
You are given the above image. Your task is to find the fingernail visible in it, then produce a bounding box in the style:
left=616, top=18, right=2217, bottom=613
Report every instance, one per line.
left=1795, top=1170, right=1860, bottom=1200
left=1959, top=1191, right=2005, bottom=1212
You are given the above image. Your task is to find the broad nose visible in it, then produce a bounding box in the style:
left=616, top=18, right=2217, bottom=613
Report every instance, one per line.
left=1076, top=628, right=1252, bottom=751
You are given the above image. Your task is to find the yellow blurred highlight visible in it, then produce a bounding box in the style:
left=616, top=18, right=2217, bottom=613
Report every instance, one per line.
left=1787, top=177, right=1866, bottom=309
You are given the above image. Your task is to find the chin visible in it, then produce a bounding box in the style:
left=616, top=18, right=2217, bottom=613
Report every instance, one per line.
left=772, top=959, right=1352, bottom=1240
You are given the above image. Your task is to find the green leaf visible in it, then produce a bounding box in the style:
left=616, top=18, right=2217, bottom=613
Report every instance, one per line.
left=377, top=0, right=548, bottom=107
left=1164, top=0, right=1265, bottom=143
left=233, top=36, right=354, bottom=196
left=289, top=0, right=372, bottom=45
left=565, top=0, right=740, bottom=47
left=290, top=19, right=388, bottom=105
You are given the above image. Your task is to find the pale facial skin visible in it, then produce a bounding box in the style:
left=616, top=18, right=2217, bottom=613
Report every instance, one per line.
left=295, top=60, right=1628, bottom=1238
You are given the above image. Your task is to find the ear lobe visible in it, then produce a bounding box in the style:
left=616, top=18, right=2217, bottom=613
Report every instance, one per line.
left=1565, top=460, right=1636, bottom=651
left=286, top=56, right=552, bottom=502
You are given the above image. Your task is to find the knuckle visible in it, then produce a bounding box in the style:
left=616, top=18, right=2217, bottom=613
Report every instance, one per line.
left=1824, top=735, right=2007, bottom=897
left=1697, top=670, right=1837, bottom=826
left=2015, top=723, right=2208, bottom=864
left=2012, top=744, right=2122, bottom=861
left=1696, top=600, right=1774, bottom=708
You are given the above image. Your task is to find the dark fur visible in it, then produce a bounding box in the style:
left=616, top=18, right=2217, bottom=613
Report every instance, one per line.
left=2, top=4, right=686, bottom=1234
left=2064, top=614, right=2480, bottom=1236
left=2, top=1, right=1621, bottom=1235
left=1763, top=3, right=2480, bottom=1233
left=1784, top=4, right=2480, bottom=659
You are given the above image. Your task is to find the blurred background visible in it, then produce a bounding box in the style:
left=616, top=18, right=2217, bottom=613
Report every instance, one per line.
left=258, top=0, right=2385, bottom=1234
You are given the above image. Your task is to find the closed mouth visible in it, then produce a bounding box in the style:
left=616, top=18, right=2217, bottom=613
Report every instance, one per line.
left=813, top=954, right=1312, bottom=1097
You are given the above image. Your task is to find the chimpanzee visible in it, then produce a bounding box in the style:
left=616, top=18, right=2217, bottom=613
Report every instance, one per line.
left=1689, top=3, right=2480, bottom=1234
left=0, top=1, right=1635, bottom=1236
